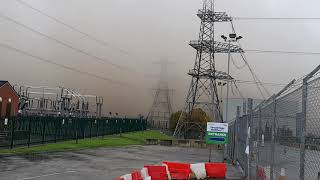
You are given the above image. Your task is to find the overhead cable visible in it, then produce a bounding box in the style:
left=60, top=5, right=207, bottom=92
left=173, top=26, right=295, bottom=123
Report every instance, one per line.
left=0, top=13, right=151, bottom=77
left=0, top=42, right=136, bottom=88
left=15, top=0, right=134, bottom=57
left=230, top=21, right=271, bottom=99
left=234, top=17, right=320, bottom=21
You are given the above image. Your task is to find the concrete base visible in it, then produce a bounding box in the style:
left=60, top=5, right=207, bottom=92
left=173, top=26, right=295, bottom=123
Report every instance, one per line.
left=146, top=138, right=223, bottom=150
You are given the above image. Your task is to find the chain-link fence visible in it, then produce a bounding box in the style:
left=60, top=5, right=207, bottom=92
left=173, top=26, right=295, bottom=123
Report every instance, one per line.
left=226, top=65, right=320, bottom=180
left=0, top=116, right=147, bottom=149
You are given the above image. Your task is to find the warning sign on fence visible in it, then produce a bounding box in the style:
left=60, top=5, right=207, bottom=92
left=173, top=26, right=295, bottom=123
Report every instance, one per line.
left=206, top=122, right=228, bottom=144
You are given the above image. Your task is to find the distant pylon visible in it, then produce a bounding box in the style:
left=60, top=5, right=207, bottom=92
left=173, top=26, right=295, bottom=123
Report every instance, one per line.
left=147, top=59, right=173, bottom=129
left=173, top=0, right=243, bottom=138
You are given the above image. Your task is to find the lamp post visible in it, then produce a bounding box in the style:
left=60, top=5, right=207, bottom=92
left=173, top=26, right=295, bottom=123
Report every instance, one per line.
left=217, top=82, right=227, bottom=116
left=221, top=34, right=242, bottom=122
left=217, top=82, right=227, bottom=103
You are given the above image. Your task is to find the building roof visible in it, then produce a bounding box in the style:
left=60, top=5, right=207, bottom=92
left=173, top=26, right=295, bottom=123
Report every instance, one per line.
left=0, top=81, right=18, bottom=97
left=0, top=81, right=8, bottom=88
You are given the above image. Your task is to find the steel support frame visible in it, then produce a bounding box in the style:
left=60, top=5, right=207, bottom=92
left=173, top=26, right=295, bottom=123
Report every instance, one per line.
left=174, top=0, right=233, bottom=138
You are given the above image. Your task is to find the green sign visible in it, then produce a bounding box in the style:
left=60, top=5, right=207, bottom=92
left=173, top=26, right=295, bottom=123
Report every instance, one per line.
left=206, top=122, right=228, bottom=144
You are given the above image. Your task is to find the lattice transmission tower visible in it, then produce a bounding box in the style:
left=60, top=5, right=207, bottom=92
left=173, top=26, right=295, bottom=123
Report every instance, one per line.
left=173, top=0, right=243, bottom=138
left=147, top=60, right=173, bottom=129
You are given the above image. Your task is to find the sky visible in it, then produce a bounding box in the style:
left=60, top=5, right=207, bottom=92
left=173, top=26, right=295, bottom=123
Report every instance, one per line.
left=0, top=0, right=320, bottom=117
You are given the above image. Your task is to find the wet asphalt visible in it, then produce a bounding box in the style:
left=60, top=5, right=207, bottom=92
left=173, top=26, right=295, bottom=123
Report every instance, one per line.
left=0, top=145, right=227, bottom=180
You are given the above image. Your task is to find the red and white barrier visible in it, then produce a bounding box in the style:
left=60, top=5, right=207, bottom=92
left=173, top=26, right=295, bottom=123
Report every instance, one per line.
left=163, top=161, right=191, bottom=179
left=120, top=174, right=132, bottom=180
left=114, top=162, right=227, bottom=180
left=190, top=163, right=206, bottom=179
left=205, top=162, right=227, bottom=178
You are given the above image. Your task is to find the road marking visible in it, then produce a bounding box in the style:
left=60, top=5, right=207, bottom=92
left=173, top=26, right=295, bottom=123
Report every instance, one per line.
left=17, top=170, right=77, bottom=180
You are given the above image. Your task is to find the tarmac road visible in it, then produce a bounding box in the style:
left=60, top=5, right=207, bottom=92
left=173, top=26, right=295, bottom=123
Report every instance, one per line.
left=0, top=145, right=229, bottom=180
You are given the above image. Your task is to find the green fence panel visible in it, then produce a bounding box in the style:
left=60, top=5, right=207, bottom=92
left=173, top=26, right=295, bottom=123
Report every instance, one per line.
left=0, top=116, right=146, bottom=149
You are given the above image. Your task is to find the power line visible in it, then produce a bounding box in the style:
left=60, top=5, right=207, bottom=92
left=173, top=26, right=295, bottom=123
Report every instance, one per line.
left=230, top=54, right=246, bottom=69
left=240, top=52, right=271, bottom=99
left=233, top=17, right=320, bottom=21
left=14, top=0, right=134, bottom=57
left=245, top=49, right=320, bottom=56
left=235, top=80, right=287, bottom=87
left=230, top=21, right=271, bottom=99
left=0, top=12, right=151, bottom=77
left=232, top=81, right=245, bottom=100
left=0, top=42, right=136, bottom=88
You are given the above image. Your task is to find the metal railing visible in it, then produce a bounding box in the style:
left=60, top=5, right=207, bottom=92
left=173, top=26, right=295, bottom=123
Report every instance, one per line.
left=0, top=116, right=147, bottom=149
left=226, top=65, right=320, bottom=180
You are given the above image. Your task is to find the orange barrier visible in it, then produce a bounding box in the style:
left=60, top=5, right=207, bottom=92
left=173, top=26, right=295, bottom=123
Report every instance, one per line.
left=131, top=170, right=143, bottom=180
left=205, top=162, right=227, bottom=178
left=144, top=165, right=168, bottom=180
left=163, top=161, right=191, bottom=179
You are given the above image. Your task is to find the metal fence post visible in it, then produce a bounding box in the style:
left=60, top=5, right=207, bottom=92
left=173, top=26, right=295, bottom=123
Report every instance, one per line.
left=89, top=119, right=92, bottom=138
left=300, top=78, right=308, bottom=180
left=75, top=118, right=78, bottom=144
left=256, top=106, right=261, bottom=178
left=270, top=96, right=277, bottom=180
left=96, top=120, right=99, bottom=137
left=54, top=118, right=58, bottom=143
left=27, top=117, right=32, bottom=147
left=233, top=106, right=241, bottom=164
left=247, top=98, right=253, bottom=180
left=41, top=116, right=46, bottom=144
left=10, top=117, right=15, bottom=149
left=299, top=65, right=320, bottom=180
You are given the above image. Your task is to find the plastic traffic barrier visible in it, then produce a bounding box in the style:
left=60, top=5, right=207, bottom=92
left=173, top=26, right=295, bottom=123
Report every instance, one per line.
left=190, top=163, right=207, bottom=179
left=144, top=165, right=168, bottom=180
left=121, top=174, right=132, bottom=180
left=205, top=163, right=227, bottom=178
left=162, top=163, right=172, bottom=180
left=114, top=178, right=124, bottom=180
left=163, top=161, right=191, bottom=179
left=140, top=168, right=149, bottom=179
left=131, top=170, right=143, bottom=180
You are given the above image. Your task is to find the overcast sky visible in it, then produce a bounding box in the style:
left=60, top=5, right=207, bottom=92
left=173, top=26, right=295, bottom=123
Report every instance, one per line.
left=0, top=0, right=320, bottom=116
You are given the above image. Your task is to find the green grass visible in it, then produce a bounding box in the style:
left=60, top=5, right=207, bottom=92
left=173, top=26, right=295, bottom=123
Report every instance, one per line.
left=0, top=130, right=172, bottom=155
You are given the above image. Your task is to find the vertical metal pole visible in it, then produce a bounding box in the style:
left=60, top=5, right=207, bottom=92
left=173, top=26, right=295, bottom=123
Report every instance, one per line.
left=270, top=96, right=277, bottom=180
left=10, top=117, right=15, bottom=149
left=41, top=116, right=46, bottom=144
left=54, top=118, right=58, bottom=143
left=96, top=120, right=99, bottom=137
left=75, top=119, right=78, bottom=144
left=300, top=79, right=308, bottom=180
left=247, top=98, right=253, bottom=180
left=209, top=145, right=212, bottom=162
left=27, top=117, right=32, bottom=147
left=233, top=106, right=241, bottom=163
left=89, top=119, right=92, bottom=138
left=256, top=106, right=261, bottom=178
left=225, top=41, right=231, bottom=123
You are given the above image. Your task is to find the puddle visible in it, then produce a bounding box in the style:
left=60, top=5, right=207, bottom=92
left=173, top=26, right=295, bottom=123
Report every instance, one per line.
left=18, top=153, right=52, bottom=162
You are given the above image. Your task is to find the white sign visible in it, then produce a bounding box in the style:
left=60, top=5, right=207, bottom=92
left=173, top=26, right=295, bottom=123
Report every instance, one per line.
left=245, top=145, right=249, bottom=155
left=207, top=122, right=228, bottom=133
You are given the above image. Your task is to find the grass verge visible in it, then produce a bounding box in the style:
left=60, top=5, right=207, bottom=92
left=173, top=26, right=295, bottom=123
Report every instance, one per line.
left=0, top=130, right=172, bottom=155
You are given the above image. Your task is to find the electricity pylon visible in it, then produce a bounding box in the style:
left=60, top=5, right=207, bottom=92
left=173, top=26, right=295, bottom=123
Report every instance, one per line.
left=147, top=60, right=173, bottom=129
left=173, top=0, right=243, bottom=138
